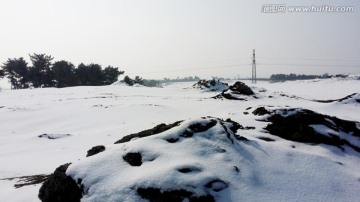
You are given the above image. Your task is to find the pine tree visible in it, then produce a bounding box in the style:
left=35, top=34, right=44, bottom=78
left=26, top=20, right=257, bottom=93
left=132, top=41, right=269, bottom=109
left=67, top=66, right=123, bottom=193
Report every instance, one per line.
left=52, top=60, right=79, bottom=87
left=75, top=63, right=103, bottom=86
left=123, top=75, right=134, bottom=86
left=1, top=57, right=29, bottom=89
left=102, top=66, right=124, bottom=85
left=28, top=53, right=54, bottom=87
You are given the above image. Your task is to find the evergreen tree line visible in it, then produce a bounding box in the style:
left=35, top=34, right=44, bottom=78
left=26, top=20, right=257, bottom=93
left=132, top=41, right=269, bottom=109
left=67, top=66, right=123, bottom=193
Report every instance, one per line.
left=122, top=75, right=162, bottom=87
left=162, top=76, right=201, bottom=82
left=269, top=73, right=332, bottom=81
left=0, top=53, right=124, bottom=89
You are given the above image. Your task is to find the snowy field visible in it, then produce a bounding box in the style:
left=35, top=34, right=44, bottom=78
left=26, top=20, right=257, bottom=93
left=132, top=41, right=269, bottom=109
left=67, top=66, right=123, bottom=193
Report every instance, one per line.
left=1, top=77, right=360, bottom=201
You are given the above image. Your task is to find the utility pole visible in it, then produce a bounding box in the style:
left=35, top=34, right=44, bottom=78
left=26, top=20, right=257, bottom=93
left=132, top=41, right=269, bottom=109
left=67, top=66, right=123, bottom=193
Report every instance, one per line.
left=252, top=49, right=257, bottom=84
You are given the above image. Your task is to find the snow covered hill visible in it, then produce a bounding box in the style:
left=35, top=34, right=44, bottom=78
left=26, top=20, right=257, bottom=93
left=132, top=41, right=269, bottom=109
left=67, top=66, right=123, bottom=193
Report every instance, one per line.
left=1, top=78, right=360, bottom=201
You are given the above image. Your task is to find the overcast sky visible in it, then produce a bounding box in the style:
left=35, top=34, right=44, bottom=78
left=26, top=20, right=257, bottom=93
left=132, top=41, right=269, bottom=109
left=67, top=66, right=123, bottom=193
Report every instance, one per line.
left=0, top=0, right=359, bottom=80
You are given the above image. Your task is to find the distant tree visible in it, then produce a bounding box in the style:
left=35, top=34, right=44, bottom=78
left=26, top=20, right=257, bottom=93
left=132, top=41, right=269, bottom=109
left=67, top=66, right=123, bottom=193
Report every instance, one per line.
left=270, top=73, right=319, bottom=81
left=102, top=66, right=124, bottom=85
left=161, top=76, right=201, bottom=82
left=1, top=57, right=29, bottom=89
left=143, top=79, right=162, bottom=87
left=133, top=76, right=144, bottom=85
left=52, top=60, right=79, bottom=87
left=75, top=63, right=103, bottom=86
left=28, top=53, right=54, bottom=87
left=0, top=69, right=4, bottom=78
left=123, top=75, right=134, bottom=86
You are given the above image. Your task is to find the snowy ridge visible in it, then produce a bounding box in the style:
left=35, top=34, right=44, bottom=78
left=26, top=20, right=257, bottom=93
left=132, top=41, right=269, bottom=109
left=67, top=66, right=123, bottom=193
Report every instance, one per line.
left=65, top=117, right=241, bottom=201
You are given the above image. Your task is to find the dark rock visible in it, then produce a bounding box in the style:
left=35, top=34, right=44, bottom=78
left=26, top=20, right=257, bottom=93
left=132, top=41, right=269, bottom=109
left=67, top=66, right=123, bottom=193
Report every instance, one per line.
left=262, top=108, right=360, bottom=152
left=229, top=82, right=254, bottom=95
left=177, top=166, right=202, bottom=173
left=234, top=166, right=240, bottom=173
left=86, top=145, right=106, bottom=157
left=212, top=82, right=254, bottom=100
left=115, top=121, right=183, bottom=144
left=225, top=118, right=242, bottom=133
left=188, top=119, right=217, bottom=133
left=235, top=135, right=249, bottom=141
left=192, top=79, right=228, bottom=91
left=165, top=138, right=179, bottom=143
left=38, top=134, right=71, bottom=139
left=123, top=152, right=142, bottom=166
left=335, top=162, right=344, bottom=165
left=178, top=168, right=193, bottom=173
left=257, top=137, right=276, bottom=142
left=243, top=112, right=249, bottom=115
left=38, top=163, right=83, bottom=202
left=246, top=107, right=252, bottom=110
left=181, top=129, right=194, bottom=138
left=137, top=187, right=215, bottom=202
left=219, top=92, right=247, bottom=101
left=252, top=107, right=270, bottom=116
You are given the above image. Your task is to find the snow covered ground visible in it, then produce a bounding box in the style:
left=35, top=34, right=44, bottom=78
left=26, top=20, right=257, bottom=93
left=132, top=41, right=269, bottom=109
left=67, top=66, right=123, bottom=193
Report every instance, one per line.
left=1, top=77, right=360, bottom=201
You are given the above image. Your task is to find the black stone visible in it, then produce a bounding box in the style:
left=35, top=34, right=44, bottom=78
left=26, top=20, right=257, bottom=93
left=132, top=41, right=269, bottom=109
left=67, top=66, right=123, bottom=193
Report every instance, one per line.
left=252, top=107, right=269, bottom=116
left=257, top=137, right=276, bottom=142
left=86, top=145, right=105, bottom=157
left=123, top=152, right=142, bottom=166
left=228, top=82, right=254, bottom=95
left=263, top=108, right=360, bottom=152
left=115, top=121, right=183, bottom=144
left=38, top=163, right=83, bottom=202
left=188, top=119, right=217, bottom=133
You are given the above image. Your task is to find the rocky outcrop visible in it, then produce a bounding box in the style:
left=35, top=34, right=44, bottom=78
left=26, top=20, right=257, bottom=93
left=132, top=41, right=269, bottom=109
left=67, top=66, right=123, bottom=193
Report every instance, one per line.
left=213, top=82, right=255, bottom=100
left=40, top=117, right=246, bottom=201
left=254, top=107, right=360, bottom=152
left=38, top=163, right=83, bottom=202
left=192, top=79, right=229, bottom=92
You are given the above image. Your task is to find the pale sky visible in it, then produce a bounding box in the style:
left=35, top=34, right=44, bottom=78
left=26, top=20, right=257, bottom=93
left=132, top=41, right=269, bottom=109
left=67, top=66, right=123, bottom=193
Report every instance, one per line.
left=0, top=0, right=359, bottom=80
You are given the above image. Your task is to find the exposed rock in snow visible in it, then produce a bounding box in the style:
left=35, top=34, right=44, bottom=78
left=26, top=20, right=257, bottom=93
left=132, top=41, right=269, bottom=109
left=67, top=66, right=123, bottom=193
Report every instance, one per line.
left=86, top=146, right=106, bottom=157
left=255, top=107, right=360, bottom=152
left=213, top=81, right=255, bottom=100
left=192, top=79, right=229, bottom=92
left=38, top=134, right=71, bottom=139
left=38, top=163, right=83, bottom=202
left=39, top=117, right=245, bottom=201
left=114, top=121, right=183, bottom=144
left=252, top=107, right=269, bottom=116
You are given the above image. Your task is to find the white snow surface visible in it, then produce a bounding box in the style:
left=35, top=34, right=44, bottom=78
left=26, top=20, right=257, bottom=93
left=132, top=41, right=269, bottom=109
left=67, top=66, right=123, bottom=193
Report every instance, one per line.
left=0, top=78, right=360, bottom=201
